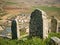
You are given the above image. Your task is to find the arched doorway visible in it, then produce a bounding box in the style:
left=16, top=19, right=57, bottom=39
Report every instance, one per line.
left=51, top=16, right=57, bottom=33
left=29, top=9, right=43, bottom=38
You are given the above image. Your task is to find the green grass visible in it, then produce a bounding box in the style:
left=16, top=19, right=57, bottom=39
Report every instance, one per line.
left=0, top=37, right=46, bottom=45
left=48, top=32, right=60, bottom=38
left=0, top=33, right=60, bottom=45
left=6, top=2, right=17, bottom=5
left=31, top=6, right=60, bottom=11
left=30, top=6, right=60, bottom=19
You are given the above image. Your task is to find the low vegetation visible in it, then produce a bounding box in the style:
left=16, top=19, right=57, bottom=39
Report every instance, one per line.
left=0, top=33, right=60, bottom=45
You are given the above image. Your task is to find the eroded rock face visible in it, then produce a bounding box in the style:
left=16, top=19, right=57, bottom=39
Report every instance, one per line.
left=29, top=9, right=43, bottom=38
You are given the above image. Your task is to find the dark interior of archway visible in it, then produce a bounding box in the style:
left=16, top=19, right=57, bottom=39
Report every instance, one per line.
left=11, top=20, right=17, bottom=39
left=29, top=9, right=43, bottom=38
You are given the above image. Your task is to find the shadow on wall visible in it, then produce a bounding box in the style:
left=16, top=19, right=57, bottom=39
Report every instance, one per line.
left=29, top=9, right=43, bottom=38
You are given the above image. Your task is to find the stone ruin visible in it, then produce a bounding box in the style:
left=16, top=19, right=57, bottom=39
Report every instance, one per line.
left=29, top=9, right=48, bottom=39
left=48, top=16, right=58, bottom=33
left=51, top=16, right=57, bottom=33
left=11, top=9, right=49, bottom=39
left=50, top=37, right=60, bottom=45
left=0, top=9, right=59, bottom=39
left=55, top=18, right=60, bottom=33
left=11, top=16, right=20, bottom=39
left=11, top=14, right=29, bottom=39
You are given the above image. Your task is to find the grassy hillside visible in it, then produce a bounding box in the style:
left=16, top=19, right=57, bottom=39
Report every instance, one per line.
left=31, top=6, right=60, bottom=19
left=0, top=6, right=60, bottom=20
left=0, top=33, right=60, bottom=45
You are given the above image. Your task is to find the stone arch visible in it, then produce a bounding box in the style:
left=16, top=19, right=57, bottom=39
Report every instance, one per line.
left=29, top=9, right=48, bottom=39
left=51, top=16, right=57, bottom=33
left=29, top=9, right=43, bottom=38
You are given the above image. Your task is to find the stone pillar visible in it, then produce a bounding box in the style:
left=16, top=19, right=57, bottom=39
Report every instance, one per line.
left=42, top=11, right=48, bottom=39
left=15, top=16, right=20, bottom=39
